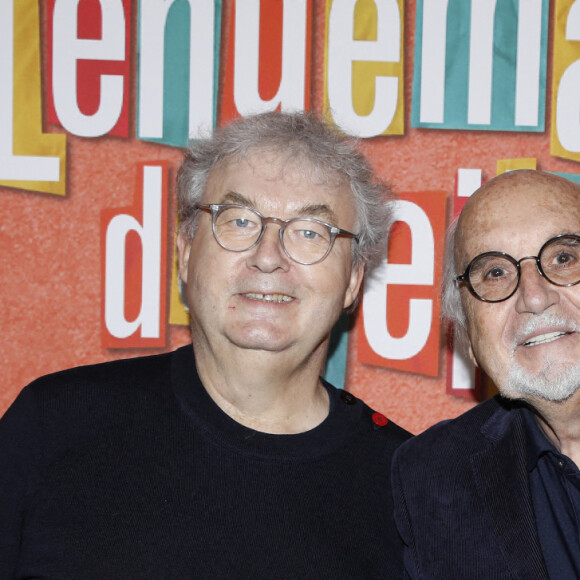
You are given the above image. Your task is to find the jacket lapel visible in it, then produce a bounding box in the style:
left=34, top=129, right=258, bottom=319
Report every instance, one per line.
left=470, top=402, right=549, bottom=580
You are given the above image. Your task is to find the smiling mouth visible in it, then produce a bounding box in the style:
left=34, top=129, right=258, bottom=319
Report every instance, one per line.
left=242, top=292, right=294, bottom=303
left=523, top=331, right=572, bottom=347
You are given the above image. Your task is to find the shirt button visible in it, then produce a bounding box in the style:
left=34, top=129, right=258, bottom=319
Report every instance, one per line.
left=372, top=412, right=388, bottom=427
left=341, top=391, right=356, bottom=405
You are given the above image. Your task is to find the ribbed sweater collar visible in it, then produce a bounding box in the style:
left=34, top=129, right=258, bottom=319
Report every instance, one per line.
left=170, top=344, right=363, bottom=460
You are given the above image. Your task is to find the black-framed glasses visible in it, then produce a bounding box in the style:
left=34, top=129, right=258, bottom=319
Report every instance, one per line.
left=456, top=234, right=580, bottom=303
left=196, top=203, right=359, bottom=265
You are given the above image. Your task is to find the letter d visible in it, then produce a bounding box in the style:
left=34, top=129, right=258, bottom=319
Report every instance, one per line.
left=102, top=163, right=168, bottom=347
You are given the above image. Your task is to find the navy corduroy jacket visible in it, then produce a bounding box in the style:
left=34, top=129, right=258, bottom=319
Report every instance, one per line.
left=392, top=395, right=550, bottom=580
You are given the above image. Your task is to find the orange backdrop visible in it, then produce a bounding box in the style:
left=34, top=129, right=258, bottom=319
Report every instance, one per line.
left=2, top=0, right=578, bottom=434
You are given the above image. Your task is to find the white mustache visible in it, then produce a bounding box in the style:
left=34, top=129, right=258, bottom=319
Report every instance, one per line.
left=512, top=313, right=578, bottom=352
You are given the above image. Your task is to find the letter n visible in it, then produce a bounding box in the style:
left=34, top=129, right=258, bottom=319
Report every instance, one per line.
left=101, top=163, right=168, bottom=348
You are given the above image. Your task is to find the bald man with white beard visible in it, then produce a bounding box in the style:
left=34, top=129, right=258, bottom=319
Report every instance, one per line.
left=393, top=170, right=580, bottom=579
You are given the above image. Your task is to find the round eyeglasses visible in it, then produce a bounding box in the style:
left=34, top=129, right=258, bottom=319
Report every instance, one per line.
left=456, top=234, right=580, bottom=302
left=196, top=203, right=359, bottom=265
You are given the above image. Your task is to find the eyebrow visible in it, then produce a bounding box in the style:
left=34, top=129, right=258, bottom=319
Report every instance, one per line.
left=220, top=191, right=253, bottom=206
left=218, top=191, right=339, bottom=224
left=296, top=203, right=338, bottom=224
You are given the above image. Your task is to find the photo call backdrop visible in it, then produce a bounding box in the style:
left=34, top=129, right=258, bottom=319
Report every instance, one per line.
left=3, top=0, right=580, bottom=434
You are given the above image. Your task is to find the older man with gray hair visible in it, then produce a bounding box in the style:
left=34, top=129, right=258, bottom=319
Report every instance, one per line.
left=393, top=169, right=580, bottom=579
left=0, top=111, right=410, bottom=579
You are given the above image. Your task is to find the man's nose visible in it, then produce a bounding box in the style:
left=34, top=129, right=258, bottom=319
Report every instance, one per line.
left=514, top=259, right=560, bottom=315
left=246, top=223, right=291, bottom=273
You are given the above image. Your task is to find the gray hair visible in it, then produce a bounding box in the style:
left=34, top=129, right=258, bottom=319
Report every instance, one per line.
left=441, top=217, right=468, bottom=334
left=176, top=111, right=394, bottom=271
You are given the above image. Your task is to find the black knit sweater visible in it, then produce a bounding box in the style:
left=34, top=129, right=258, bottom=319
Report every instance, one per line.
left=0, top=345, right=410, bottom=579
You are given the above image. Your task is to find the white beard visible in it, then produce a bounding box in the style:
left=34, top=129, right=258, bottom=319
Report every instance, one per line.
left=504, top=357, right=580, bottom=402
left=502, top=312, right=580, bottom=402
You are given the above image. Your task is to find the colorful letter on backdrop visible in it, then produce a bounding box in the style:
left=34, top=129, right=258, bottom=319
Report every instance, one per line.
left=0, top=0, right=66, bottom=195
left=356, top=190, right=446, bottom=377
left=413, top=0, right=548, bottom=132
left=46, top=0, right=131, bottom=138
left=220, top=0, right=312, bottom=124
left=324, top=0, right=404, bottom=137
left=552, top=0, right=580, bottom=161
left=101, top=163, right=169, bottom=348
left=137, top=0, right=221, bottom=145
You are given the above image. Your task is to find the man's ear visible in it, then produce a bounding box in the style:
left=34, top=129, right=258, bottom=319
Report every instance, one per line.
left=176, top=232, right=191, bottom=284
left=343, top=263, right=365, bottom=310
left=467, top=342, right=479, bottom=368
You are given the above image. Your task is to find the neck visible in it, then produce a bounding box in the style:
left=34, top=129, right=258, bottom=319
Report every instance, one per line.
left=528, top=390, right=580, bottom=467
left=191, top=340, right=331, bottom=435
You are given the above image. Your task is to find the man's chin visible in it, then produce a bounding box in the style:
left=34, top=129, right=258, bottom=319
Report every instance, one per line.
left=502, top=361, right=580, bottom=403
left=228, top=331, right=294, bottom=353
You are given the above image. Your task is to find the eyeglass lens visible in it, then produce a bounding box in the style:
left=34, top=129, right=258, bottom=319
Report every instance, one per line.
left=213, top=205, right=334, bottom=264
left=467, top=235, right=580, bottom=301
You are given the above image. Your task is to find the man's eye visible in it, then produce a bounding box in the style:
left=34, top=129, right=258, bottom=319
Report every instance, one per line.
left=300, top=229, right=319, bottom=240
left=553, top=251, right=575, bottom=266
left=234, top=218, right=250, bottom=228
left=484, top=267, right=507, bottom=280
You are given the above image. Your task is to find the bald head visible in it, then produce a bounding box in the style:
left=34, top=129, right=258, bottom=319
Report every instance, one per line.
left=455, top=170, right=580, bottom=277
